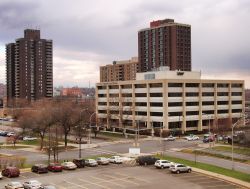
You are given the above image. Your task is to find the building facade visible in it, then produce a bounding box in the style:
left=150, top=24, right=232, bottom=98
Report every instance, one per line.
left=138, top=19, right=191, bottom=72
left=6, top=29, right=53, bottom=105
left=100, top=57, right=138, bottom=82
left=96, top=69, right=244, bottom=133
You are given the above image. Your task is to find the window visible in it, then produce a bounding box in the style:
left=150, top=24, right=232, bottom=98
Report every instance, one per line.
left=218, top=110, right=229, bottom=114
left=135, top=111, right=147, bottom=116
left=202, top=83, right=214, bottom=88
left=150, top=93, right=162, bottom=97
left=135, top=84, right=146, bottom=88
left=186, top=102, right=199, bottom=106
left=109, top=85, right=119, bottom=89
left=110, top=94, right=119, bottom=97
left=150, top=112, right=163, bottom=117
left=98, top=94, right=106, bottom=97
left=202, top=92, right=214, bottom=96
left=186, top=83, right=199, bottom=87
left=217, top=83, right=229, bottom=88
left=135, top=102, right=147, bottom=106
left=232, top=101, right=242, bottom=104
left=150, top=102, right=163, bottom=107
left=231, top=83, right=242, bottom=88
left=202, top=101, right=214, bottom=105
left=135, top=93, right=147, bottom=97
left=186, top=92, right=199, bottom=97
left=186, top=111, right=199, bottom=115
left=150, top=83, right=162, bottom=88
left=98, top=102, right=107, bottom=105
left=168, top=83, right=182, bottom=87
left=232, top=109, right=242, bottom=113
left=168, top=93, right=182, bottom=97
left=217, top=101, right=228, bottom=105
left=168, top=102, right=182, bottom=106
left=232, top=92, right=242, bottom=96
left=122, top=93, right=132, bottom=97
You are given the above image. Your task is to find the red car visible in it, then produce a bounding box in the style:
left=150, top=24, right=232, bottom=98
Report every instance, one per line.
left=47, top=163, right=63, bottom=172
left=2, top=167, right=20, bottom=178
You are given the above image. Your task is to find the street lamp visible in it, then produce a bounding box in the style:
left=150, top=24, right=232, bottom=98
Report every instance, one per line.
left=78, top=108, right=88, bottom=158
left=231, top=113, right=244, bottom=170
left=202, top=113, right=211, bottom=148
left=88, top=112, right=96, bottom=144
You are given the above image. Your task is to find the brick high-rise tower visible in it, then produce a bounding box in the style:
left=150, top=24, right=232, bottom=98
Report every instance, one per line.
left=138, top=19, right=191, bottom=72
left=6, top=29, right=53, bottom=105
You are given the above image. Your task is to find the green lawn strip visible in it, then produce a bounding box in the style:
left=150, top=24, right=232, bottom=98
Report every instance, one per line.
left=212, top=146, right=250, bottom=156
left=19, top=140, right=40, bottom=146
left=1, top=145, right=31, bottom=149
left=155, top=154, right=250, bottom=183
left=181, top=149, right=248, bottom=163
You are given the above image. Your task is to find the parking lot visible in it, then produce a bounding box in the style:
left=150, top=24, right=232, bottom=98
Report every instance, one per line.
left=0, top=164, right=245, bottom=189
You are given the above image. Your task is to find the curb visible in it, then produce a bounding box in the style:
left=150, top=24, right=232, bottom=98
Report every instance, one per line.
left=192, top=167, right=250, bottom=188
left=20, top=168, right=31, bottom=173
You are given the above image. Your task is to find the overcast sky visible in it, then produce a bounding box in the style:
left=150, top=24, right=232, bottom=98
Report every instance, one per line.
left=0, top=0, right=249, bottom=88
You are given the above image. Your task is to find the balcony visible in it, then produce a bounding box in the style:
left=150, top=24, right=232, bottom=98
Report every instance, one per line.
left=186, top=106, right=199, bottom=111
left=217, top=105, right=229, bottom=110
left=168, top=87, right=182, bottom=93
left=186, top=97, right=199, bottom=102
left=202, top=105, right=215, bottom=111
left=186, top=115, right=199, bottom=121
left=168, top=106, right=182, bottom=112
left=121, top=88, right=132, bottom=93
left=202, top=88, right=214, bottom=92
left=231, top=104, right=243, bottom=109
left=185, top=87, right=199, bottom=93
left=135, top=88, right=147, bottom=93
left=98, top=98, right=107, bottom=102
left=150, top=107, right=163, bottom=112
left=231, top=96, right=242, bottom=101
left=168, top=97, right=182, bottom=102
left=217, top=96, right=229, bottom=101
left=150, top=97, right=162, bottom=102
left=109, top=89, right=119, bottom=94
left=149, top=88, right=162, bottom=93
left=135, top=97, right=147, bottom=102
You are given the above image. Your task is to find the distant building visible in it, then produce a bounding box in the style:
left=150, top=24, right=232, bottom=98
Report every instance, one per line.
left=6, top=29, right=53, bottom=106
left=0, top=83, right=6, bottom=98
left=61, top=87, right=83, bottom=98
left=100, top=57, right=138, bottom=82
left=96, top=68, right=244, bottom=133
left=138, top=19, right=191, bottom=72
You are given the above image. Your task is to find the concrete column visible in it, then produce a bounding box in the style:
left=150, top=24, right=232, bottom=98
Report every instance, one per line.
left=107, top=85, right=110, bottom=128
left=146, top=83, right=151, bottom=129
left=198, top=83, right=203, bottom=131
left=214, top=83, right=218, bottom=128
left=163, top=81, right=168, bottom=129
left=228, top=82, right=233, bottom=127
left=182, top=82, right=186, bottom=134
left=118, top=85, right=122, bottom=128
left=132, top=83, right=136, bottom=128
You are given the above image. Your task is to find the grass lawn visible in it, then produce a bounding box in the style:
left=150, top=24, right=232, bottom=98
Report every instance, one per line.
left=1, top=145, right=31, bottom=149
left=213, top=146, right=250, bottom=156
left=155, top=154, right=250, bottom=183
left=19, top=140, right=40, bottom=146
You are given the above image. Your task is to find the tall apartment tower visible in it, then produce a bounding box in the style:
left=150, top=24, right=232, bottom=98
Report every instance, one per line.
left=6, top=29, right=53, bottom=105
left=138, top=19, right=191, bottom=72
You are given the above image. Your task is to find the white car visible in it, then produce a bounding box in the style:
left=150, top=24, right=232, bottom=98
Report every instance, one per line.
left=23, top=180, right=42, bottom=189
left=85, top=159, right=98, bottom=167
left=187, top=135, right=199, bottom=141
left=155, top=160, right=174, bottom=169
left=23, top=136, right=38, bottom=141
left=109, top=156, right=123, bottom=164
left=163, top=136, right=176, bottom=141
left=61, top=161, right=77, bottom=170
left=169, top=164, right=192, bottom=174
left=5, top=182, right=24, bottom=189
left=0, top=172, right=2, bottom=179
left=7, top=132, right=15, bottom=137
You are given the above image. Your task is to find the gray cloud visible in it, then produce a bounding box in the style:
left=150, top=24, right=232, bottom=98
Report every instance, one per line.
left=0, top=0, right=249, bottom=88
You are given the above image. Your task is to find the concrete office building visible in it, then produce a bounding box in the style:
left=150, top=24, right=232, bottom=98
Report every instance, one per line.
left=96, top=67, right=244, bottom=133
left=100, top=57, right=138, bottom=82
left=138, top=19, right=191, bottom=72
left=6, top=29, right=53, bottom=105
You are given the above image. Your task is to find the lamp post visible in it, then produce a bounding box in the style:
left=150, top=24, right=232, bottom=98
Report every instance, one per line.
left=78, top=108, right=88, bottom=158
left=88, top=112, right=96, bottom=144
left=231, top=113, right=244, bottom=170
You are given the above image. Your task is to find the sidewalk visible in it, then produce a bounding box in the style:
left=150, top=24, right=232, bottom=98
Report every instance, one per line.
left=193, top=167, right=250, bottom=188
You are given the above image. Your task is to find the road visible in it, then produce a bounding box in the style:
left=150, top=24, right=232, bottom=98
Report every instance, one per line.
left=0, top=164, right=242, bottom=189
left=1, top=137, right=250, bottom=174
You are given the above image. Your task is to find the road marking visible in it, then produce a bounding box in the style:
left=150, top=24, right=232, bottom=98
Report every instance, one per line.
left=90, top=176, right=125, bottom=188
left=63, top=180, right=89, bottom=189
left=50, top=183, right=67, bottom=189
left=78, top=178, right=111, bottom=189
left=115, top=172, right=150, bottom=183
left=104, top=175, right=140, bottom=186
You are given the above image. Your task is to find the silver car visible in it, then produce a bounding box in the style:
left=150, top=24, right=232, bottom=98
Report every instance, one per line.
left=85, top=159, right=98, bottom=167
left=5, top=182, right=24, bottom=189
left=169, top=164, right=192, bottom=174
left=23, top=180, right=42, bottom=189
left=96, top=157, right=109, bottom=165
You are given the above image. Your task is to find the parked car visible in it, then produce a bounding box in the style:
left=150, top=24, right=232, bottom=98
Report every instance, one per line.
left=47, top=163, right=63, bottom=172
left=42, top=186, right=56, bottom=189
left=187, top=135, right=199, bottom=141
left=73, top=159, right=85, bottom=168
left=169, top=164, right=192, bottom=174
left=23, top=136, right=37, bottom=141
left=136, top=156, right=159, bottom=166
left=109, top=156, right=123, bottom=164
left=163, top=135, right=176, bottom=141
left=0, top=171, right=2, bottom=179
left=203, top=137, right=214, bottom=143
left=155, top=160, right=174, bottom=169
left=61, top=161, right=77, bottom=170
left=85, top=159, right=98, bottom=167
left=2, top=167, right=20, bottom=178
left=23, top=180, right=42, bottom=189
left=0, top=131, right=8, bottom=136
left=96, top=157, right=109, bottom=165
left=31, top=164, right=48, bottom=174
left=5, top=181, right=24, bottom=189
left=7, top=132, right=15, bottom=137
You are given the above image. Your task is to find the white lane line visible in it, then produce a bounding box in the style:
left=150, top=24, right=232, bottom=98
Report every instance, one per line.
left=78, top=178, right=111, bottom=189
left=115, top=172, right=150, bottom=183
left=90, top=176, right=125, bottom=188
left=63, top=180, right=89, bottom=189
left=50, top=183, right=67, bottom=189
left=104, top=175, right=140, bottom=186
